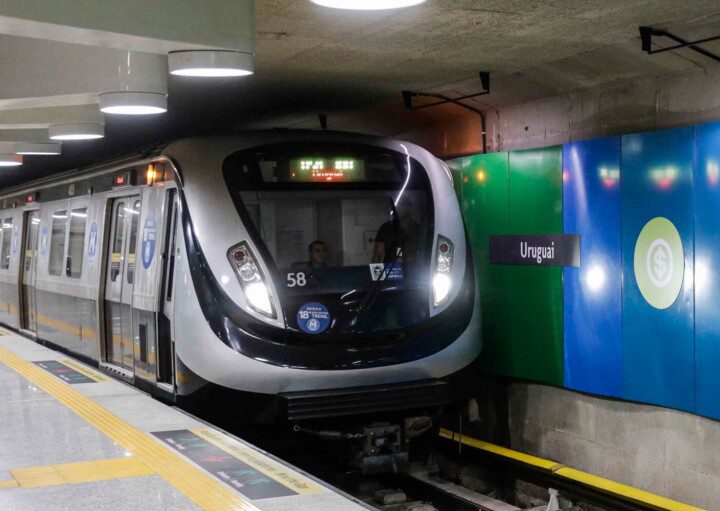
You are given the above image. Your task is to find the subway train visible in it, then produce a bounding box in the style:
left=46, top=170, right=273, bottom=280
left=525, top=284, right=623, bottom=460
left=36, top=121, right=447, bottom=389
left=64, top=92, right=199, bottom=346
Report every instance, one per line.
left=0, top=131, right=480, bottom=428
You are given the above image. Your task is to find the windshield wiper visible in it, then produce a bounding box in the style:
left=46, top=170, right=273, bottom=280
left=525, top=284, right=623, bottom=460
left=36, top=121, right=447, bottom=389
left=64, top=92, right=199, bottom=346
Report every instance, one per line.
left=349, top=201, right=404, bottom=329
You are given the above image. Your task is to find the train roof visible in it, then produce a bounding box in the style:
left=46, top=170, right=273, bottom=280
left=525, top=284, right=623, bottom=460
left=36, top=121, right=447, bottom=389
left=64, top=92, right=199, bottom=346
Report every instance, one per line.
left=0, top=129, right=434, bottom=203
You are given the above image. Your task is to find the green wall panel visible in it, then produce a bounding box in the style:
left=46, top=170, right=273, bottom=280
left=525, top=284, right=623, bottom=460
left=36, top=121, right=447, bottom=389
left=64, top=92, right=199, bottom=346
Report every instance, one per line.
left=449, top=147, right=564, bottom=386
left=505, top=147, right=564, bottom=385
left=453, top=154, right=510, bottom=379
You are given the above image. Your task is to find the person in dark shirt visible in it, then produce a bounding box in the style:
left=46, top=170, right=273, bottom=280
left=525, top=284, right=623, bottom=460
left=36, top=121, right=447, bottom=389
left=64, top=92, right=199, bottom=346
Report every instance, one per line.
left=372, top=200, right=421, bottom=264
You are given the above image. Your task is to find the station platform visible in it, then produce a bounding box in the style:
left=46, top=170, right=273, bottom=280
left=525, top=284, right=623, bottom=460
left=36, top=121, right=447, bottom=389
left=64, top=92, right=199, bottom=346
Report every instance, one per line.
left=0, top=329, right=369, bottom=511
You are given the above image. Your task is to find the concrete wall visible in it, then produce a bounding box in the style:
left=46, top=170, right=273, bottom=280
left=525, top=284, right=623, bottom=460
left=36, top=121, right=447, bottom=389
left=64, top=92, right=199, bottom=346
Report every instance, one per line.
left=491, top=65, right=720, bottom=152
left=507, top=383, right=720, bottom=510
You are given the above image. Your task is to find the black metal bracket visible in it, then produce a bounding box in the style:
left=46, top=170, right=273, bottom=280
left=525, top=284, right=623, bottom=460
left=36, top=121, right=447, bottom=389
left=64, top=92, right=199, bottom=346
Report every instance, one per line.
left=402, top=72, right=489, bottom=114
left=401, top=72, right=490, bottom=153
left=640, top=26, right=720, bottom=63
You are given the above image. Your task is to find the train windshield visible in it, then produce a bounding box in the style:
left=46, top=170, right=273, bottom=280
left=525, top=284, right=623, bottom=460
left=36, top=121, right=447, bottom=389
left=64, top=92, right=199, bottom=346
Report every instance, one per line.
left=223, top=143, right=434, bottom=334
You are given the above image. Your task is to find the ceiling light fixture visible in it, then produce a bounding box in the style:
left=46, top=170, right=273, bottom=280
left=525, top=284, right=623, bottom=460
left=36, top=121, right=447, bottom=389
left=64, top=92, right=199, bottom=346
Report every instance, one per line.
left=13, top=143, right=62, bottom=155
left=310, top=0, right=426, bottom=9
left=168, top=50, right=254, bottom=77
left=99, top=92, right=167, bottom=115
left=49, top=123, right=104, bottom=141
left=0, top=154, right=23, bottom=167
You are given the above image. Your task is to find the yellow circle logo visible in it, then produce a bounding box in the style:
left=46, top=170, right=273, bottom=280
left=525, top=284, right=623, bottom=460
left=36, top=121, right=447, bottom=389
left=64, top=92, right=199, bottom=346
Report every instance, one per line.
left=633, top=217, right=684, bottom=309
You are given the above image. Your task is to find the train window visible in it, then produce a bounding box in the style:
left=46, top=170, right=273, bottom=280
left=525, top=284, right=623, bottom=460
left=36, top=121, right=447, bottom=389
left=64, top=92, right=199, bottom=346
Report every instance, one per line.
left=48, top=210, right=68, bottom=276
left=67, top=208, right=87, bottom=278
left=126, top=200, right=140, bottom=284
left=0, top=218, right=12, bottom=270
left=110, top=202, right=125, bottom=282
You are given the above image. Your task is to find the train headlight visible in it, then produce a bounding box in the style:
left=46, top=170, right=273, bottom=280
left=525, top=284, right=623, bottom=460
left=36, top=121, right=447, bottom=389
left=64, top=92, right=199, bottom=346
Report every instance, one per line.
left=433, top=235, right=454, bottom=307
left=228, top=242, right=276, bottom=318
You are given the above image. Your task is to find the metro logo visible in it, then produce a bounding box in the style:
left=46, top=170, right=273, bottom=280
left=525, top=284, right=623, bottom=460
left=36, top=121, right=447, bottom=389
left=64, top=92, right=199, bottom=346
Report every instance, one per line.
left=633, top=217, right=684, bottom=310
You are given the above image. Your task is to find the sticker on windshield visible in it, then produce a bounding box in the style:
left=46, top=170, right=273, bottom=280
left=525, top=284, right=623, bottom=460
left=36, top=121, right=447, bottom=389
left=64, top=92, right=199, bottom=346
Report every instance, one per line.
left=369, top=263, right=404, bottom=282
left=87, top=221, right=98, bottom=265
left=297, top=302, right=330, bottom=334
left=141, top=212, right=156, bottom=269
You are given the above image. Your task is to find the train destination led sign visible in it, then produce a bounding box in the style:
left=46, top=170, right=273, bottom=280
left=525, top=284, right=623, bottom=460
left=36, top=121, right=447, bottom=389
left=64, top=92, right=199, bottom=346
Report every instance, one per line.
left=289, top=157, right=365, bottom=182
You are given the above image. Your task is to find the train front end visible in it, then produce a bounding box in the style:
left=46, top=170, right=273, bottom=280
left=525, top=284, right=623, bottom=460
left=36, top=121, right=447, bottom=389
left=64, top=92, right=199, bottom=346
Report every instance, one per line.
left=166, top=132, right=481, bottom=421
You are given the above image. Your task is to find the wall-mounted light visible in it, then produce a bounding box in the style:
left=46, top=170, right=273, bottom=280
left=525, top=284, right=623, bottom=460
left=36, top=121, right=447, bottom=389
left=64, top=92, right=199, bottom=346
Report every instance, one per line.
left=168, top=50, right=254, bottom=77
left=310, top=0, right=426, bottom=9
left=0, top=154, right=23, bottom=167
left=13, top=143, right=62, bottom=155
left=99, top=92, right=167, bottom=115
left=49, top=123, right=104, bottom=141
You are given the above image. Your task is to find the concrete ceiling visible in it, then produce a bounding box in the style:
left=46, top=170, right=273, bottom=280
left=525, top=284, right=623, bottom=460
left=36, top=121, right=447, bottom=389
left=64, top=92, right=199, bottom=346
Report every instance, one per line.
left=1, top=0, right=720, bottom=187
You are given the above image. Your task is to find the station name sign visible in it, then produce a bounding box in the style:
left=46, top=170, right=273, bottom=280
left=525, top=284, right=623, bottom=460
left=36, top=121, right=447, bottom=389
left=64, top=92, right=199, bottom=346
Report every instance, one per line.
left=489, top=234, right=580, bottom=267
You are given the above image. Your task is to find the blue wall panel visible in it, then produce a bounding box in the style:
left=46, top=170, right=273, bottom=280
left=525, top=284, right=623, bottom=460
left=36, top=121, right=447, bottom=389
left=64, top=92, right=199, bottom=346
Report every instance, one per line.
left=563, top=138, right=623, bottom=397
left=694, top=122, right=720, bottom=419
left=621, top=127, right=695, bottom=412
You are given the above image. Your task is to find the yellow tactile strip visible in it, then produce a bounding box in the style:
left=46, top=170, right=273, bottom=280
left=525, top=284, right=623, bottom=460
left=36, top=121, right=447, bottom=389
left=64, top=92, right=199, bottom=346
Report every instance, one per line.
left=193, top=428, right=324, bottom=495
left=0, top=344, right=259, bottom=511
left=59, top=358, right=107, bottom=382
left=439, top=428, right=706, bottom=511
left=0, top=480, right=18, bottom=489
left=11, top=457, right=154, bottom=489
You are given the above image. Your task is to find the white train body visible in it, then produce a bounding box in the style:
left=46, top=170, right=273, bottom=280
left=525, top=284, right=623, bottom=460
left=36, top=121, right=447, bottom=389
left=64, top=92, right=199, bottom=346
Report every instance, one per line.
left=0, top=131, right=480, bottom=419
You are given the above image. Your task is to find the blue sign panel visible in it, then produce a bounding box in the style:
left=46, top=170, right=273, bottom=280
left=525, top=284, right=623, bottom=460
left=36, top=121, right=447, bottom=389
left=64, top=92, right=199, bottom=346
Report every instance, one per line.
left=562, top=137, right=622, bottom=397
left=297, top=302, right=330, bottom=334
left=40, top=225, right=48, bottom=259
left=141, top=213, right=156, bottom=269
left=87, top=221, right=98, bottom=265
left=693, top=122, right=720, bottom=419
left=621, top=127, right=695, bottom=412
left=11, top=226, right=18, bottom=258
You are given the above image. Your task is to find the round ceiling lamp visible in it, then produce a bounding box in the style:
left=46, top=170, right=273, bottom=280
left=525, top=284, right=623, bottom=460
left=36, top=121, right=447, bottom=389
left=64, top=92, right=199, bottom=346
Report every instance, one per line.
left=49, top=123, right=104, bottom=141
left=0, top=154, right=23, bottom=167
left=168, top=50, right=254, bottom=77
left=13, top=143, right=62, bottom=155
left=310, top=0, right=426, bottom=9
left=100, top=51, right=168, bottom=116
left=99, top=92, right=167, bottom=115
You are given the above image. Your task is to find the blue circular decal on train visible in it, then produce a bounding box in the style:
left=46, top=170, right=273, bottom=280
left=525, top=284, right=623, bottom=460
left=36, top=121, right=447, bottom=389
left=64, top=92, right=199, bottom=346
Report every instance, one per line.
left=40, top=225, right=49, bottom=259
left=141, top=212, right=156, bottom=269
left=87, top=221, right=98, bottom=265
left=297, top=302, right=330, bottom=334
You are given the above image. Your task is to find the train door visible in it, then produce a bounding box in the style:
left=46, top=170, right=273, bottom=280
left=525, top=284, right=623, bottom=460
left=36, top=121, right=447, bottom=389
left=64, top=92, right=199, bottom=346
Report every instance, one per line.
left=103, top=196, right=140, bottom=372
left=157, top=188, right=178, bottom=389
left=20, top=210, right=40, bottom=333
